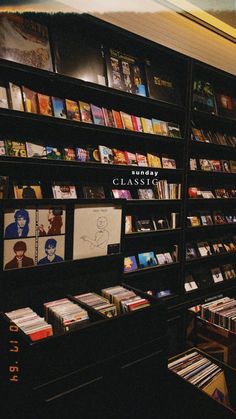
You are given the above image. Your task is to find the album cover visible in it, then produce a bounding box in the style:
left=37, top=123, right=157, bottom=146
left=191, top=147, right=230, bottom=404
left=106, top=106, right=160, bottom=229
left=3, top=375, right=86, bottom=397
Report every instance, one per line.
left=137, top=189, right=155, bottom=200
left=37, top=94, right=53, bottom=116
left=156, top=289, right=172, bottom=298
left=213, top=213, right=226, bottom=225
left=119, top=112, right=133, bottom=131
left=4, top=237, right=35, bottom=270
left=82, top=186, right=105, bottom=199
left=211, top=160, right=221, bottom=172
left=192, top=127, right=206, bottom=142
left=125, top=215, right=133, bottom=234
left=202, top=371, right=230, bottom=408
left=163, top=252, right=173, bottom=264
left=4, top=208, right=36, bottom=239
left=112, top=189, right=132, bottom=199
left=79, top=101, right=93, bottom=124
left=187, top=216, right=201, bottom=227
left=14, top=182, right=42, bottom=199
left=155, top=253, right=167, bottom=265
left=37, top=235, right=65, bottom=265
left=52, top=184, right=77, bottom=199
left=193, top=80, right=217, bottom=114
left=211, top=267, right=224, bottom=283
left=190, top=158, right=198, bottom=171
left=91, top=104, right=105, bottom=126
left=216, top=93, right=234, bottom=117
left=136, top=153, right=148, bottom=167
left=0, top=14, right=53, bottom=70
left=99, top=145, right=114, bottom=164
left=210, top=240, right=226, bottom=254
left=162, top=157, right=176, bottom=169
left=113, top=149, right=127, bottom=165
left=197, top=241, right=212, bottom=257
left=145, top=58, right=182, bottom=104
left=215, top=189, right=229, bottom=199
left=152, top=119, right=168, bottom=136
left=73, top=204, right=122, bottom=259
left=0, top=140, right=6, bottom=155
left=65, top=99, right=81, bottom=121
left=0, top=176, right=8, bottom=199
left=124, top=256, right=138, bottom=273
left=221, top=160, right=230, bottom=173
left=222, top=264, right=236, bottom=280
left=186, top=244, right=198, bottom=260
left=76, top=147, right=87, bottom=162
left=0, top=85, right=9, bottom=109
left=9, top=83, right=24, bottom=111
left=154, top=216, right=170, bottom=229
left=199, top=159, right=212, bottom=171
left=87, top=146, right=100, bottom=163
left=112, top=110, right=124, bottom=129
left=26, top=142, right=47, bottom=159
left=131, top=116, right=143, bottom=132
left=37, top=207, right=66, bottom=236
left=102, top=108, right=116, bottom=128
left=168, top=123, right=182, bottom=138
left=135, top=218, right=155, bottom=232
left=147, top=153, right=162, bottom=168
left=46, top=146, right=62, bottom=160
left=201, top=190, right=215, bottom=199
left=201, top=214, right=213, bottom=226
left=185, top=273, right=198, bottom=292
left=22, top=87, right=38, bottom=113
left=138, top=252, right=157, bottom=268
left=6, top=140, right=27, bottom=158
left=51, top=97, right=67, bottom=119
left=125, top=151, right=137, bottom=166
left=141, top=118, right=154, bottom=134
left=63, top=148, right=76, bottom=161
left=105, top=48, right=146, bottom=96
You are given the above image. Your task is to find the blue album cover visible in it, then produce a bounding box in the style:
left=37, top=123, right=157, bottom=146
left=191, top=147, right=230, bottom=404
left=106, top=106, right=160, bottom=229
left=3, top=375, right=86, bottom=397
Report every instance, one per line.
left=138, top=252, right=157, bottom=269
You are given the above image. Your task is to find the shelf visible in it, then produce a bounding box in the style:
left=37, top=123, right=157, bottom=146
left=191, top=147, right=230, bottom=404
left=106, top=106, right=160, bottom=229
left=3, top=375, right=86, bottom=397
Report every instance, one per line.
left=186, top=224, right=236, bottom=232
left=126, top=228, right=181, bottom=239
left=0, top=58, right=186, bottom=114
left=190, top=140, right=236, bottom=154
left=127, top=199, right=182, bottom=206
left=123, top=262, right=180, bottom=277
left=188, top=170, right=236, bottom=178
left=184, top=280, right=236, bottom=299
left=1, top=198, right=124, bottom=207
left=185, top=252, right=236, bottom=265
left=192, top=109, right=236, bottom=126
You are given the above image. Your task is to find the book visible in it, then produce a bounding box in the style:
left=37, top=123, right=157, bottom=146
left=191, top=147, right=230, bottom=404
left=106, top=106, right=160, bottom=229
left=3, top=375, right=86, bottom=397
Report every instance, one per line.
left=137, top=189, right=155, bottom=200
left=91, top=104, right=105, bottom=125
left=0, top=86, right=9, bottom=109
left=162, top=157, right=176, bottom=169
left=0, top=176, right=9, bottom=199
left=113, top=149, right=127, bottom=165
left=22, top=87, right=38, bottom=113
left=14, top=182, right=42, bottom=199
left=26, top=142, right=47, bottom=159
left=131, top=116, right=142, bottom=132
left=124, top=256, right=138, bottom=273
left=147, top=153, right=162, bottom=168
left=46, top=146, right=62, bottom=160
left=152, top=119, right=168, bottom=136
left=6, top=140, right=27, bottom=157
left=0, top=140, right=6, bottom=155
left=125, top=215, right=133, bottom=234
left=52, top=184, right=77, bottom=199
left=9, top=83, right=24, bottom=111
left=136, top=153, right=148, bottom=167
left=120, top=112, right=134, bottom=131
left=76, top=147, right=87, bottom=162
left=99, top=145, right=114, bottom=164
left=65, top=99, right=81, bottom=121
left=82, top=186, right=105, bottom=199
left=79, top=101, right=93, bottom=123
left=37, top=94, right=53, bottom=116
left=112, top=110, right=124, bottom=129
left=102, top=108, right=116, bottom=128
left=125, top=151, right=137, bottom=166
left=141, top=117, right=154, bottom=134
left=138, top=252, right=157, bottom=269
left=168, top=123, right=182, bottom=138
left=63, top=148, right=76, bottom=161
left=51, top=97, right=67, bottom=119
left=112, top=189, right=132, bottom=199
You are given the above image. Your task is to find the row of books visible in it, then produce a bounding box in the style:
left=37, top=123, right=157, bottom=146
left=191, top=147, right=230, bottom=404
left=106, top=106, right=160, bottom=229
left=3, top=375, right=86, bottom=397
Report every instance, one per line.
left=125, top=212, right=180, bottom=234
left=185, top=264, right=236, bottom=293
left=0, top=82, right=182, bottom=137
left=187, top=211, right=236, bottom=228
left=192, top=127, right=236, bottom=148
left=188, top=187, right=236, bottom=199
left=168, top=349, right=230, bottom=407
left=186, top=236, right=236, bottom=261
left=0, top=140, right=179, bottom=169
left=200, top=297, right=236, bottom=333
left=5, top=286, right=150, bottom=340
left=190, top=158, right=236, bottom=173
left=124, top=246, right=178, bottom=273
